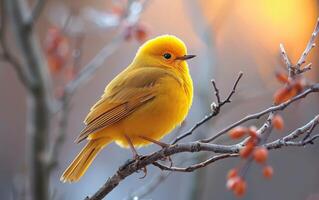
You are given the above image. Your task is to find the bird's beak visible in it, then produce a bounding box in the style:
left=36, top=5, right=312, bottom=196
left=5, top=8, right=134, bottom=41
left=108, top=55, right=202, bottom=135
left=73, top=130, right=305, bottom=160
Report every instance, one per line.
left=175, top=55, right=196, bottom=60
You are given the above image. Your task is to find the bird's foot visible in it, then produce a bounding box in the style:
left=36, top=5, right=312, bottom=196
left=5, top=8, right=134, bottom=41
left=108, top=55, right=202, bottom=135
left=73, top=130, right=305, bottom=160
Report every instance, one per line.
left=133, top=154, right=148, bottom=179
left=160, top=155, right=173, bottom=167
left=138, top=136, right=172, bottom=167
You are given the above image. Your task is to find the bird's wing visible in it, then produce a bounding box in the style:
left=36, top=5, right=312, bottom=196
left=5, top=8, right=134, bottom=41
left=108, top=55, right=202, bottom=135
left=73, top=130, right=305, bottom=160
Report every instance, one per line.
left=75, top=67, right=180, bottom=143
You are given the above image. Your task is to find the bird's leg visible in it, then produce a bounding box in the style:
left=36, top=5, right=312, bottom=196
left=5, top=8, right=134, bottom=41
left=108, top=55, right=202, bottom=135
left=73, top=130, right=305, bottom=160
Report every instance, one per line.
left=139, top=136, right=172, bottom=167
left=124, top=134, right=147, bottom=178
left=139, top=136, right=170, bottom=148
left=124, top=134, right=139, bottom=159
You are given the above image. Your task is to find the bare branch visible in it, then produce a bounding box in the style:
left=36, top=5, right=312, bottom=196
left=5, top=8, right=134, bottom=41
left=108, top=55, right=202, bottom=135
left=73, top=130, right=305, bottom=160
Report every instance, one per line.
left=266, top=115, right=319, bottom=149
left=279, top=43, right=292, bottom=68
left=201, top=83, right=319, bottom=143
left=153, top=154, right=238, bottom=172
left=296, top=63, right=312, bottom=74
left=279, top=43, right=294, bottom=77
left=296, top=18, right=319, bottom=69
left=220, top=72, right=243, bottom=107
left=86, top=113, right=319, bottom=200
left=211, top=79, right=222, bottom=104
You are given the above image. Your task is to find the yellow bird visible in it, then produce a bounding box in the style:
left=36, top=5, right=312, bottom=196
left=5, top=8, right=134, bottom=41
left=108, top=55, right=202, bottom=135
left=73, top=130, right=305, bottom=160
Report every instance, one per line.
left=60, top=35, right=195, bottom=182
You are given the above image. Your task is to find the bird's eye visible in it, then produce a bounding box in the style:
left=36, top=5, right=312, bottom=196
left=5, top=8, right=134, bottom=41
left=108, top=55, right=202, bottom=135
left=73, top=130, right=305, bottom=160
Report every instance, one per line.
left=163, top=53, right=172, bottom=59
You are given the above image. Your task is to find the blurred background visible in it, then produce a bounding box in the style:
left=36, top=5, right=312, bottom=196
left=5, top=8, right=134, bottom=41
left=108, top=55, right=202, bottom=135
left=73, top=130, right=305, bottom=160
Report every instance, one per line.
left=1, top=0, right=319, bottom=199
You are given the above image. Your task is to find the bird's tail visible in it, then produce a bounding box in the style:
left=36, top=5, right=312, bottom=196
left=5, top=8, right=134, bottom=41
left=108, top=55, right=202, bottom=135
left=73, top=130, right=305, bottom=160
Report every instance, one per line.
left=60, top=137, right=112, bottom=183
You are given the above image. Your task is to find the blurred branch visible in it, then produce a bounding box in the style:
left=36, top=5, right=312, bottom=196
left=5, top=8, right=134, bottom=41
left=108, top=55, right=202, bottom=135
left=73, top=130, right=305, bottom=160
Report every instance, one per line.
left=5, top=0, right=52, bottom=200
left=0, top=0, right=34, bottom=90
left=47, top=96, right=70, bottom=171
left=64, top=35, right=123, bottom=95
left=64, top=0, right=147, bottom=97
left=28, top=0, right=46, bottom=26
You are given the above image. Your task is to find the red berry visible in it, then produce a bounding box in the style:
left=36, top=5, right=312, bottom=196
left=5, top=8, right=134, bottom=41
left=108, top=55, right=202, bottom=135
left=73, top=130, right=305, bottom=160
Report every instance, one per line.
left=233, top=178, right=247, bottom=197
left=240, top=146, right=253, bottom=158
left=248, top=126, right=258, bottom=138
left=227, top=168, right=238, bottom=179
left=273, top=86, right=298, bottom=105
left=227, top=177, right=239, bottom=190
left=229, top=127, right=247, bottom=139
left=272, top=115, right=284, bottom=130
left=275, top=71, right=289, bottom=84
left=134, top=23, right=149, bottom=43
left=263, top=165, right=274, bottom=179
left=253, top=147, right=268, bottom=164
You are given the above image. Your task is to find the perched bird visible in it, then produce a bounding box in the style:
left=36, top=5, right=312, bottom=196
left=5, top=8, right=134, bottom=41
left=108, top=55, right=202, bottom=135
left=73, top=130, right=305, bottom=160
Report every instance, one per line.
left=60, top=35, right=195, bottom=182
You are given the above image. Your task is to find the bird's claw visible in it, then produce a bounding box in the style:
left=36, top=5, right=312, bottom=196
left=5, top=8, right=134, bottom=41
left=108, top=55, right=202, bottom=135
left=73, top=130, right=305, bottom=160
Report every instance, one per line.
left=160, top=155, right=173, bottom=167
left=133, top=154, right=148, bottom=179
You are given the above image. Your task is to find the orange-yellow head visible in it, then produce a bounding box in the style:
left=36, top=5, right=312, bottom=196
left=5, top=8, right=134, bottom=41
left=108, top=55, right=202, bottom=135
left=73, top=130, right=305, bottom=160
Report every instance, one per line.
left=133, top=35, right=195, bottom=69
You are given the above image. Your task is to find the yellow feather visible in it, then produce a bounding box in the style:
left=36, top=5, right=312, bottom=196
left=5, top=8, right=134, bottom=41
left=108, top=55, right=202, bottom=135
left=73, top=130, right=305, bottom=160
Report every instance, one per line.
left=61, top=35, right=194, bottom=182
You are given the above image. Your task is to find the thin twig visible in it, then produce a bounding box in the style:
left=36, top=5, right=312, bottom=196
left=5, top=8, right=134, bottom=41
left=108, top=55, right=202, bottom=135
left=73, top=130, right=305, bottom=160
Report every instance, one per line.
left=64, top=35, right=124, bottom=95
left=172, top=72, right=243, bottom=144
left=0, top=0, right=34, bottom=89
left=211, top=79, right=221, bottom=104
left=267, top=115, right=319, bottom=148
left=279, top=43, right=294, bottom=77
left=153, top=154, right=238, bottom=172
left=296, top=18, right=319, bottom=69
left=201, top=83, right=319, bottom=143
left=220, top=72, right=243, bottom=107
left=64, top=0, right=147, bottom=96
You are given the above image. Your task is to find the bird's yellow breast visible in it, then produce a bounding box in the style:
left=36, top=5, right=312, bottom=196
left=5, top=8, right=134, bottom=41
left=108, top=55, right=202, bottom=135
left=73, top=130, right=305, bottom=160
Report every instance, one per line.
left=107, top=72, right=193, bottom=148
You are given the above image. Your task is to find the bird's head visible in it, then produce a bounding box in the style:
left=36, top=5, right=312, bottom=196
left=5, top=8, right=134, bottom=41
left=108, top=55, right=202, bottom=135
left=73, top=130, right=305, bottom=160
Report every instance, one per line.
left=133, top=35, right=195, bottom=70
